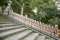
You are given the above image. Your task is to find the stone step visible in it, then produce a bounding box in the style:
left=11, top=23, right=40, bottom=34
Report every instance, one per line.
left=0, top=22, right=13, bottom=24
left=45, top=37, right=54, bottom=40
left=22, top=32, right=39, bottom=40
left=0, top=24, right=25, bottom=28
left=0, top=25, right=24, bottom=31
left=35, top=35, right=53, bottom=40
left=0, top=24, right=16, bottom=26
left=4, top=30, right=33, bottom=40
left=0, top=28, right=27, bottom=37
left=19, top=31, right=34, bottom=40
left=36, top=35, right=46, bottom=40
left=0, top=29, right=28, bottom=40
left=0, top=26, right=28, bottom=33
left=34, top=34, right=40, bottom=40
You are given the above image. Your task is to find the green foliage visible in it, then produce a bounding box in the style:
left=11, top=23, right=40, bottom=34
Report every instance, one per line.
left=11, top=0, right=60, bottom=28
left=48, top=17, right=60, bottom=25
left=30, top=0, right=55, bottom=10
left=0, top=0, right=7, bottom=10
left=0, top=0, right=7, bottom=6
left=48, top=17, right=60, bottom=28
left=11, top=1, right=21, bottom=13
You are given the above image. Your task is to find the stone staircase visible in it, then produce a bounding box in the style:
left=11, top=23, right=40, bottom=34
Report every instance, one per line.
left=0, top=21, right=55, bottom=40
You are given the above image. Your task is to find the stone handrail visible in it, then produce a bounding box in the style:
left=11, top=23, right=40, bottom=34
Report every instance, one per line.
left=9, top=13, right=58, bottom=35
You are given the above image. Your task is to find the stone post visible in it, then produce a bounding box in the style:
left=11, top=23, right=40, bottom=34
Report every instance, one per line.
left=54, top=25, right=58, bottom=37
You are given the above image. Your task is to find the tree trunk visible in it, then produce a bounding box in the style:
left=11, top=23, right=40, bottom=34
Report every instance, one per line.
left=21, top=6, right=24, bottom=15
left=1, top=6, right=3, bottom=15
left=21, top=0, right=24, bottom=15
